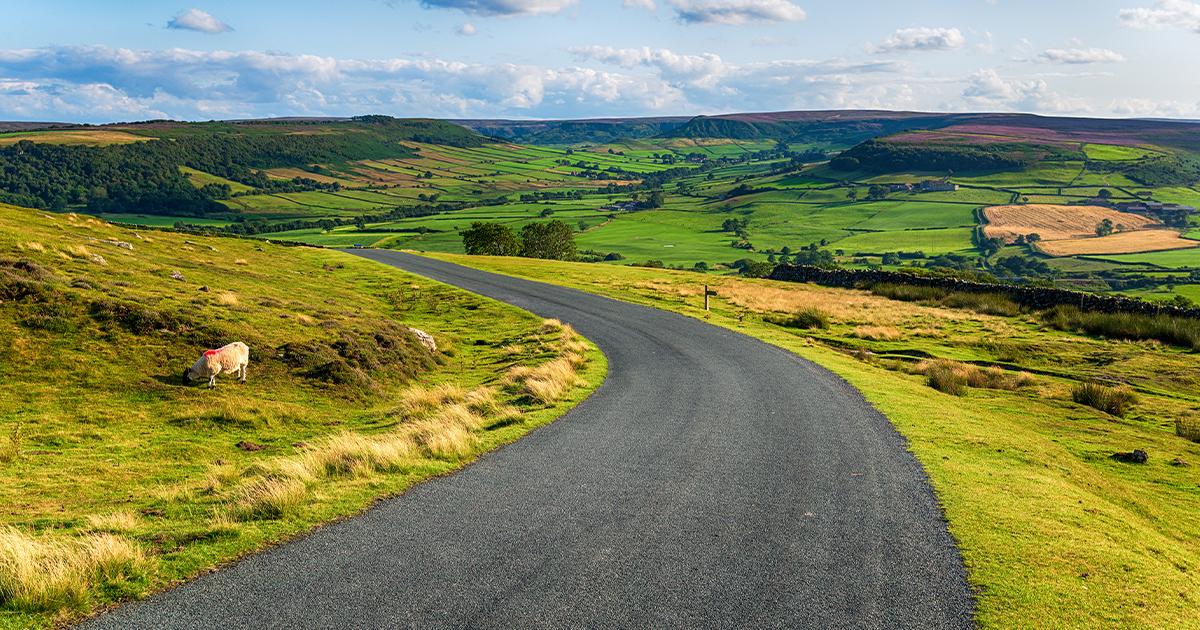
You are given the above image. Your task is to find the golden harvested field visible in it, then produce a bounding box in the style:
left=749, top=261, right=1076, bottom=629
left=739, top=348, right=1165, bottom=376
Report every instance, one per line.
left=1036, top=229, right=1199, bottom=256
left=982, top=204, right=1155, bottom=241
left=0, top=129, right=152, bottom=146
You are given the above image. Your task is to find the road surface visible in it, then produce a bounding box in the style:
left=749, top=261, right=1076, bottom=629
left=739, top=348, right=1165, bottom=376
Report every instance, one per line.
left=85, top=251, right=974, bottom=629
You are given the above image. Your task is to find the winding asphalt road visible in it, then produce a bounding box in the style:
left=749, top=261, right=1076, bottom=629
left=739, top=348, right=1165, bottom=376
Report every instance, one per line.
left=85, top=251, right=973, bottom=629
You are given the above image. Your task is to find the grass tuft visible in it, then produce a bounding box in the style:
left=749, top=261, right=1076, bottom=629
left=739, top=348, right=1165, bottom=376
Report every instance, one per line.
left=0, top=528, right=149, bottom=613
left=765, top=307, right=830, bottom=330
left=1072, top=382, right=1138, bottom=417
left=1176, top=416, right=1200, bottom=443
left=1044, top=305, right=1200, bottom=350
left=914, top=359, right=1034, bottom=396
left=228, top=478, right=307, bottom=521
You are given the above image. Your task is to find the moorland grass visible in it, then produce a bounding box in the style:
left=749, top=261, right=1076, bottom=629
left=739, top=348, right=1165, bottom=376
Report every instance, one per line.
left=0, top=205, right=605, bottom=628
left=1044, top=304, right=1200, bottom=350
left=1071, top=382, right=1138, bottom=417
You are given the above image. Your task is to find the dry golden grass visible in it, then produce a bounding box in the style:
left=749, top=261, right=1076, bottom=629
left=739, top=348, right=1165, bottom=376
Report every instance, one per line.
left=505, top=355, right=584, bottom=404
left=913, top=359, right=1035, bottom=395
left=227, top=478, right=307, bottom=521
left=983, top=204, right=1155, bottom=242
left=234, top=258, right=249, bottom=266
left=19, top=242, right=44, bottom=252
left=411, top=420, right=476, bottom=459
left=301, top=432, right=417, bottom=477
left=84, top=511, right=140, bottom=534
left=851, top=326, right=903, bottom=341
left=295, top=314, right=316, bottom=326
left=0, top=527, right=148, bottom=612
left=396, top=383, right=469, bottom=417
left=215, top=292, right=239, bottom=306
left=1036, top=229, right=1199, bottom=256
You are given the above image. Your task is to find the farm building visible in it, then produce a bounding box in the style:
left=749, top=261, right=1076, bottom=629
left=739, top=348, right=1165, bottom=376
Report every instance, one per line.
left=917, top=179, right=959, bottom=192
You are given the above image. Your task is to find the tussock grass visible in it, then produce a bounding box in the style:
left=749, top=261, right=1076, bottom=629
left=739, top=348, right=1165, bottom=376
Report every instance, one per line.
left=228, top=478, right=307, bottom=521
left=0, top=528, right=149, bottom=613
left=872, top=283, right=1022, bottom=317
left=215, top=292, right=239, bottom=306
left=505, top=355, right=584, bottom=404
left=1072, top=382, right=1138, bottom=417
left=0, top=425, right=20, bottom=464
left=84, top=511, right=140, bottom=534
left=852, top=325, right=902, bottom=341
left=411, top=420, right=476, bottom=459
left=1176, top=416, right=1200, bottom=443
left=765, top=307, right=830, bottom=330
left=1044, top=305, right=1200, bottom=350
left=914, top=359, right=1035, bottom=396
left=301, top=432, right=418, bottom=477
left=396, top=383, right=468, bottom=417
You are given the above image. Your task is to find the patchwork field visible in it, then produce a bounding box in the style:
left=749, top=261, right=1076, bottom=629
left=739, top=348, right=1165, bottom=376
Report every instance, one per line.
left=1037, top=229, right=1200, bottom=256
left=982, top=204, right=1156, bottom=242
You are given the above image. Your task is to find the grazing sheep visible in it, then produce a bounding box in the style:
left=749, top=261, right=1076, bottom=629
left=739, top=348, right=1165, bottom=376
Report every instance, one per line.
left=184, top=342, right=250, bottom=388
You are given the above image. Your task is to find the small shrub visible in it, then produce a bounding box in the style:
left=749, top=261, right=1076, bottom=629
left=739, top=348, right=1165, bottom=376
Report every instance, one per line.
left=766, top=307, right=830, bottom=330
left=1072, top=382, right=1137, bottom=417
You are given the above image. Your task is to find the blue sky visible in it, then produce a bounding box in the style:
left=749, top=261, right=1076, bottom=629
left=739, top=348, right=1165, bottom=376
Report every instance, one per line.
left=1, top=0, right=1198, bottom=122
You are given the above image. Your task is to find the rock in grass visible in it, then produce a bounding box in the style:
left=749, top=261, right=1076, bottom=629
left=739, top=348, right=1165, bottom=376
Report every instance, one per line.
left=409, top=327, right=437, bottom=353
left=1111, top=449, right=1148, bottom=464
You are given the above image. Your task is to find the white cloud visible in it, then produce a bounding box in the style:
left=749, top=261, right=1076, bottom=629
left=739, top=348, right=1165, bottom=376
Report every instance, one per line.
left=667, top=0, right=806, bottom=25
left=166, top=8, right=233, bottom=34
left=456, top=22, right=477, bottom=35
left=1119, top=0, right=1200, bottom=32
left=872, top=27, right=965, bottom=53
left=623, top=0, right=657, bottom=9
left=417, top=0, right=576, bottom=16
left=1034, top=47, right=1125, bottom=64
left=961, top=69, right=1088, bottom=113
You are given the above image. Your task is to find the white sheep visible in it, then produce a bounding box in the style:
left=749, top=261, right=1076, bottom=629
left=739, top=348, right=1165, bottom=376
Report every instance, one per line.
left=184, top=342, right=250, bottom=388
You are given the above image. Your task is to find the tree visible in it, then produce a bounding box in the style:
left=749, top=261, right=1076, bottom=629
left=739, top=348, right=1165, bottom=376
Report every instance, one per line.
left=462, top=222, right=522, bottom=256
left=830, top=156, right=860, bottom=171
left=1098, top=188, right=1112, bottom=199
left=1096, top=218, right=1114, bottom=237
left=867, top=184, right=887, bottom=200
left=520, top=220, right=577, bottom=260
left=847, top=188, right=859, bottom=202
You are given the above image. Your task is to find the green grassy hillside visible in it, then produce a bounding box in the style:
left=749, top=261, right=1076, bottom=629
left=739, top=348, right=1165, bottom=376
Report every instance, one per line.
left=0, top=204, right=604, bottom=628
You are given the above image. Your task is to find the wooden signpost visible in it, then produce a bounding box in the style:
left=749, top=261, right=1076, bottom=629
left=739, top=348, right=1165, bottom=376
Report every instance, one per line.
left=704, top=285, right=717, bottom=311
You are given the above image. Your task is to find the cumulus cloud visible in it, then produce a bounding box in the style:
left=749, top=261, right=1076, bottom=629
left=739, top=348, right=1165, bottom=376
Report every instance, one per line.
left=166, top=8, right=233, bottom=34
left=1034, top=47, right=1125, bottom=64
left=872, top=27, right=965, bottom=53
left=961, top=69, right=1088, bottom=113
left=1119, top=0, right=1200, bottom=32
left=456, top=22, right=477, bottom=35
left=417, top=0, right=576, bottom=16
left=623, top=0, right=657, bottom=9
left=668, top=0, right=806, bottom=25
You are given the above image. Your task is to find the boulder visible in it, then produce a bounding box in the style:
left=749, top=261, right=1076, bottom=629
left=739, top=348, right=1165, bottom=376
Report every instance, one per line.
left=1111, top=449, right=1148, bottom=464
left=409, top=327, right=438, bottom=353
